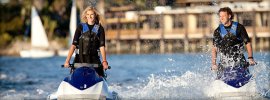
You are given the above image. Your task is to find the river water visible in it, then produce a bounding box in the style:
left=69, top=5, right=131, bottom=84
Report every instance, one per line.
left=0, top=52, right=269, bottom=99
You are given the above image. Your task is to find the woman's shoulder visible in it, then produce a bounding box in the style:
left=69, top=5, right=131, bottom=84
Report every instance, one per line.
left=98, top=24, right=104, bottom=30
left=77, top=23, right=84, bottom=29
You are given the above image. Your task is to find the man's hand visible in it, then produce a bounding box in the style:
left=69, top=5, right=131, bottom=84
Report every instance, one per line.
left=211, top=64, right=218, bottom=71
left=248, top=58, right=257, bottom=66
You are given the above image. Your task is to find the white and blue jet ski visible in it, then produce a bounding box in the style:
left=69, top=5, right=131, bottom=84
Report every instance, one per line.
left=205, top=63, right=262, bottom=99
left=48, top=63, right=118, bottom=100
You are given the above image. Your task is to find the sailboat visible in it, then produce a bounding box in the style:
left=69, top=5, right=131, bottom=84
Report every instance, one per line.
left=57, top=0, right=77, bottom=57
left=20, top=6, right=55, bottom=58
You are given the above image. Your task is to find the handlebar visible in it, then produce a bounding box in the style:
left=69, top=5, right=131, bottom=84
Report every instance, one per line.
left=61, top=64, right=74, bottom=68
left=61, top=64, right=111, bottom=69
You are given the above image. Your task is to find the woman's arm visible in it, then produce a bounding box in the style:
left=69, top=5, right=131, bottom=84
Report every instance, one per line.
left=64, top=24, right=82, bottom=67
left=100, top=46, right=108, bottom=69
left=98, top=25, right=108, bottom=69
left=64, top=45, right=76, bottom=67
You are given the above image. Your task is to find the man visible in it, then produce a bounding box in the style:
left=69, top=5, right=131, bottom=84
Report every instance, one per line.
left=211, top=7, right=256, bottom=88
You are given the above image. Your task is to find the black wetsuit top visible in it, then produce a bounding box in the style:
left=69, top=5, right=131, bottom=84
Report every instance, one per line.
left=213, top=22, right=250, bottom=67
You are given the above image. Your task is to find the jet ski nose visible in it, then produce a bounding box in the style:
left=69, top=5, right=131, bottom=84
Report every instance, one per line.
left=82, top=67, right=95, bottom=76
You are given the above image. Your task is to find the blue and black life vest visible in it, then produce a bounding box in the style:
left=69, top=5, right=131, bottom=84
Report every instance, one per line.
left=217, top=22, right=245, bottom=55
left=77, top=23, right=100, bottom=62
left=219, top=22, right=241, bottom=41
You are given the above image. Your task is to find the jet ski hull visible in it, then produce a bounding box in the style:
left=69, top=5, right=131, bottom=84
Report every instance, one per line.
left=48, top=67, right=118, bottom=99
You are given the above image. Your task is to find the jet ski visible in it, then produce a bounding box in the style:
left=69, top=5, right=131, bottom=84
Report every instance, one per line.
left=48, top=63, right=118, bottom=100
left=205, top=62, right=261, bottom=99
left=216, top=62, right=253, bottom=88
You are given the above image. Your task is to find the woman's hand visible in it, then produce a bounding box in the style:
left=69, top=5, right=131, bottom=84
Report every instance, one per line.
left=64, top=62, right=70, bottom=68
left=102, top=61, right=109, bottom=70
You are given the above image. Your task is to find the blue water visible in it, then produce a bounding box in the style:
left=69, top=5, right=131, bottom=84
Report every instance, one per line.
left=0, top=52, right=269, bottom=99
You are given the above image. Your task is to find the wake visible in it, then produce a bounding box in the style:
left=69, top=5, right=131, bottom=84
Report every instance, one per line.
left=110, top=61, right=270, bottom=99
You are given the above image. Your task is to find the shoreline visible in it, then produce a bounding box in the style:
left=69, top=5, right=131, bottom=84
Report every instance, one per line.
left=1, top=40, right=270, bottom=57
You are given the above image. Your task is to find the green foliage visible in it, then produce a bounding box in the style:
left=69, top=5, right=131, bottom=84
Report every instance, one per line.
left=0, top=3, right=22, bottom=22
left=42, top=15, right=57, bottom=40
left=0, top=17, right=23, bottom=33
left=0, top=32, right=12, bottom=48
left=54, top=37, right=69, bottom=48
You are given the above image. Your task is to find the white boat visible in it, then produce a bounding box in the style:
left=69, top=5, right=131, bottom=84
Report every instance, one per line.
left=20, top=49, right=54, bottom=58
left=20, top=6, right=55, bottom=58
left=57, top=0, right=77, bottom=57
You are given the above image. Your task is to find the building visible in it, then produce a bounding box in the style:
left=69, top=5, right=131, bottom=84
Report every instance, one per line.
left=104, top=0, right=270, bottom=54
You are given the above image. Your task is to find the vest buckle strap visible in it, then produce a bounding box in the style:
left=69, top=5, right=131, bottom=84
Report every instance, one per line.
left=75, top=49, right=79, bottom=54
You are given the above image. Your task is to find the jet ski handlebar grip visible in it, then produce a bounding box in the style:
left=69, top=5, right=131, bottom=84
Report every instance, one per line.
left=61, top=64, right=74, bottom=68
left=61, top=64, right=111, bottom=69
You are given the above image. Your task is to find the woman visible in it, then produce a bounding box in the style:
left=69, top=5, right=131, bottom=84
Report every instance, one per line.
left=64, top=7, right=108, bottom=77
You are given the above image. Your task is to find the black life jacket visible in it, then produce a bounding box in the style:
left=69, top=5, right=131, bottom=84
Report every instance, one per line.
left=77, top=23, right=100, bottom=63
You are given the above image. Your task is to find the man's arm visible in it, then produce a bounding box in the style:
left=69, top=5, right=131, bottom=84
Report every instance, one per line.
left=239, top=24, right=256, bottom=65
left=246, top=42, right=256, bottom=65
left=246, top=42, right=253, bottom=58
left=211, top=46, right=218, bottom=70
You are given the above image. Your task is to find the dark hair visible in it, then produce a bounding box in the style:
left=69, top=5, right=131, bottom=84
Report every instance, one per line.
left=218, top=7, right=234, bottom=20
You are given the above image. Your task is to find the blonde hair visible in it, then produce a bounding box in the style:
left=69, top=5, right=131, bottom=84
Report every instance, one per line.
left=81, top=6, right=101, bottom=24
